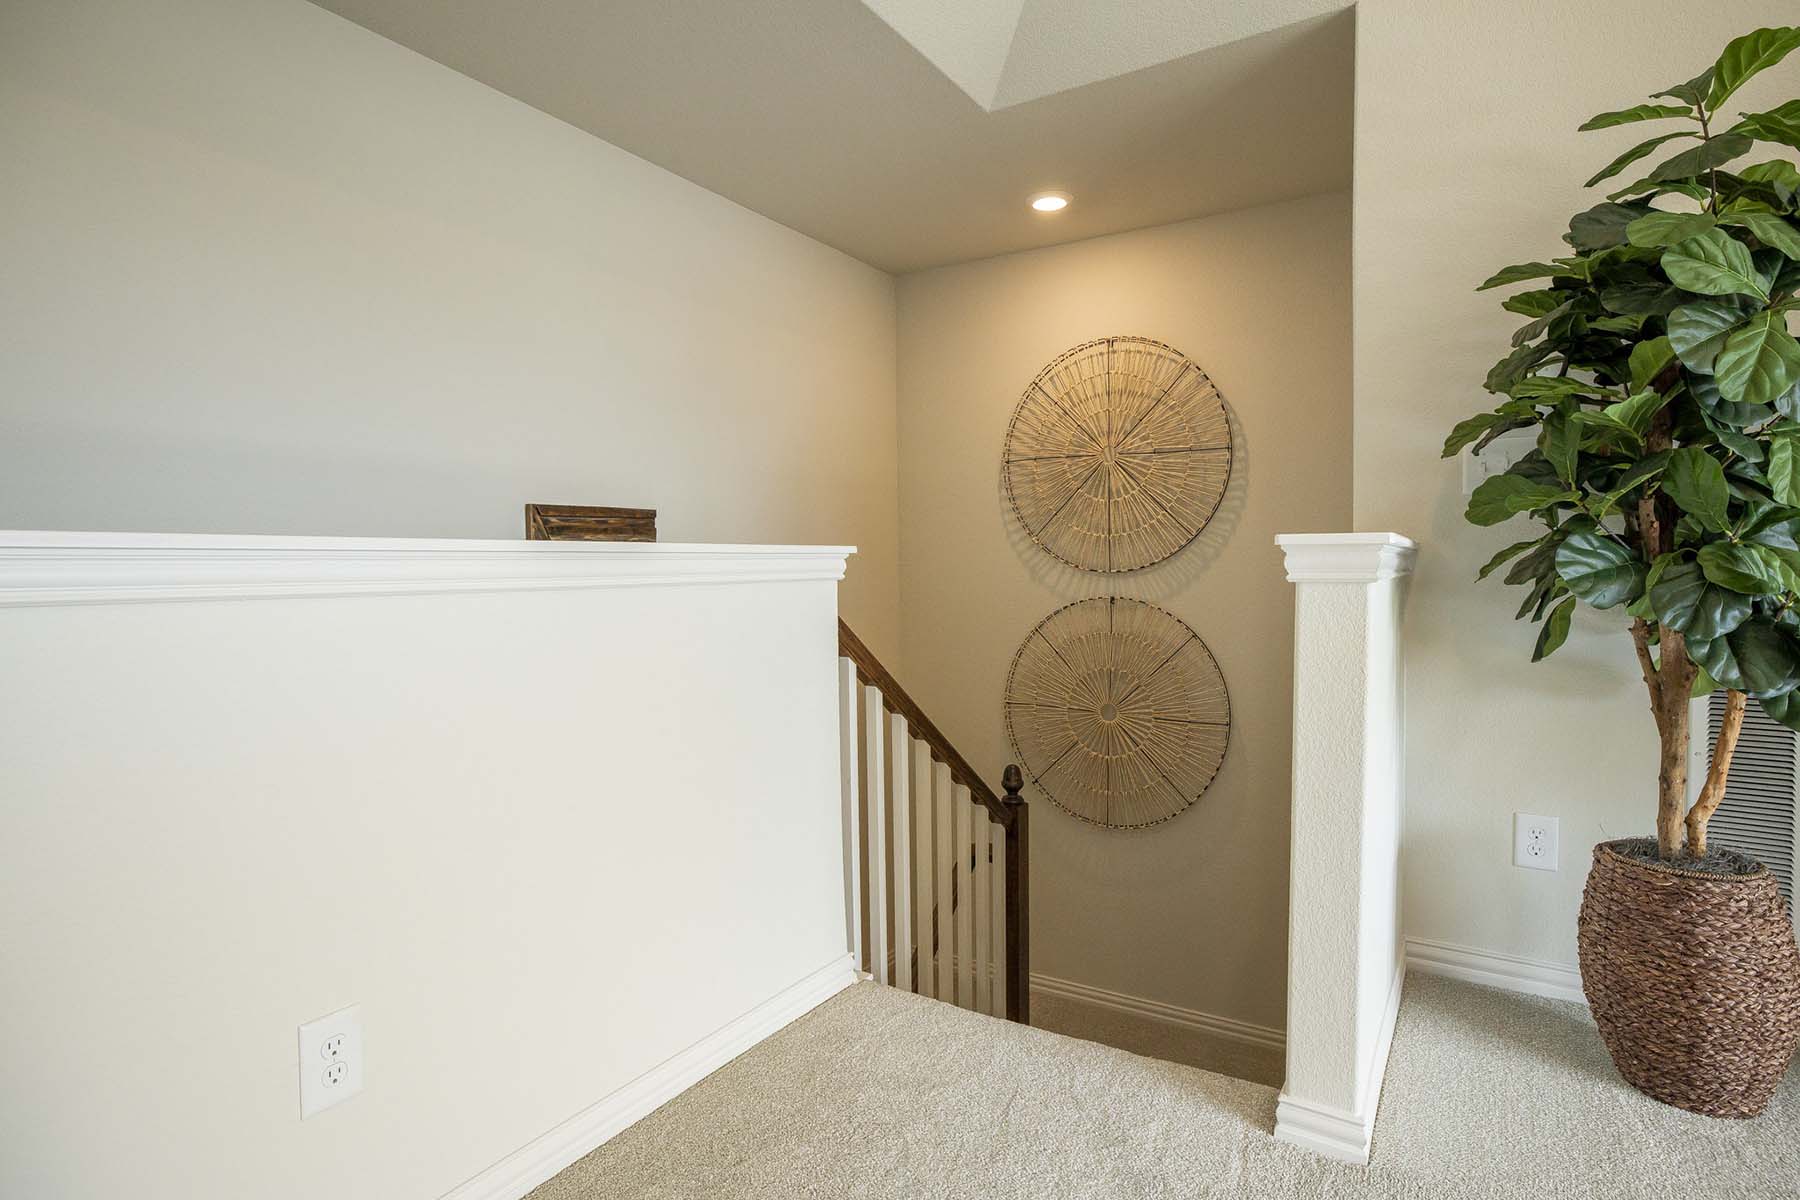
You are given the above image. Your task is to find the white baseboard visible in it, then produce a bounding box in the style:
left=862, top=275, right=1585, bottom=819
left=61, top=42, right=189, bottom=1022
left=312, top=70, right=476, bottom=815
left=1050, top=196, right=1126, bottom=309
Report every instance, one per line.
left=1404, top=936, right=1585, bottom=1005
left=1029, top=971, right=1285, bottom=1053
left=1274, top=959, right=1403, bottom=1166
left=439, top=953, right=857, bottom=1200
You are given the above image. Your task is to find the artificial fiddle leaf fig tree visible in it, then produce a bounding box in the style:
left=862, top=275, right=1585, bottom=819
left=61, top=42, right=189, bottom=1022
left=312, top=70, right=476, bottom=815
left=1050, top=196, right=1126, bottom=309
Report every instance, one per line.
left=1446, top=26, right=1800, bottom=862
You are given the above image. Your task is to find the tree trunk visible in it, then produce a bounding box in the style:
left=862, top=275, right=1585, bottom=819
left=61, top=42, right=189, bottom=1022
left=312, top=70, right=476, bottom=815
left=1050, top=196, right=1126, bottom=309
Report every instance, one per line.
left=1656, top=686, right=1690, bottom=858
left=1686, top=689, right=1747, bottom=856
left=1653, top=631, right=1696, bottom=859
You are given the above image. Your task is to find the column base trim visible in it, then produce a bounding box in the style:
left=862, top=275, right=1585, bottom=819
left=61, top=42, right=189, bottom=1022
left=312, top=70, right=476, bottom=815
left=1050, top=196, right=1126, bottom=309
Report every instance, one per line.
left=1274, top=960, right=1404, bottom=1166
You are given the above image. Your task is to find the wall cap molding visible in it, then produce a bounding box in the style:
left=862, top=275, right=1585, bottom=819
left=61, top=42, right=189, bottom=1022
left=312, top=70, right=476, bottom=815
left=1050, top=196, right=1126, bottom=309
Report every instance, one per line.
left=1405, top=936, right=1586, bottom=1006
left=440, top=954, right=856, bottom=1200
left=1275, top=532, right=1418, bottom=583
left=0, top=530, right=853, bottom=607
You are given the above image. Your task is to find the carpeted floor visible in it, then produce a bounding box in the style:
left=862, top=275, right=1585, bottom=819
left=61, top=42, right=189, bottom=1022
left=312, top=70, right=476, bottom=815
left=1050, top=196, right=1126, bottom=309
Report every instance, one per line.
left=526, top=974, right=1799, bottom=1199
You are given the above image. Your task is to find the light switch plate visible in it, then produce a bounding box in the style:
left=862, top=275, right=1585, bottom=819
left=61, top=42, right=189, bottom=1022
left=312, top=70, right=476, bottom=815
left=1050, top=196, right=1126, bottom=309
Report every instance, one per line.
left=1462, top=430, right=1538, bottom=496
left=298, top=1004, right=364, bottom=1118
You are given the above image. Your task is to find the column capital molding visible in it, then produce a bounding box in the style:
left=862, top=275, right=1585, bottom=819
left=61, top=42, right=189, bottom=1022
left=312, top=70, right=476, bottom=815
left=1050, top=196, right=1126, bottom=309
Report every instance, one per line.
left=1275, top=533, right=1418, bottom=584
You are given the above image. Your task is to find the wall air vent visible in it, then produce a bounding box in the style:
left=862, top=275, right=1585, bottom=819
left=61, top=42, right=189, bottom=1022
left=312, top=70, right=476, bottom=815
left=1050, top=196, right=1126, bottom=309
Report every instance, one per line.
left=1703, top=690, right=1798, bottom=903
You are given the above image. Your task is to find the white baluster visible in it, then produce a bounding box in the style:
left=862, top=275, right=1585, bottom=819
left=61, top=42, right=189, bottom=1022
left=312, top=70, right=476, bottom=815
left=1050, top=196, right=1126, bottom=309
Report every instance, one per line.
left=933, top=761, right=953, bottom=1003
left=992, top=830, right=1007, bottom=1018
left=863, top=685, right=888, bottom=986
left=889, top=712, right=912, bottom=993
left=955, top=784, right=974, bottom=1009
left=974, top=811, right=991, bottom=1016
left=838, top=659, right=861, bottom=972
left=912, top=738, right=934, bottom=997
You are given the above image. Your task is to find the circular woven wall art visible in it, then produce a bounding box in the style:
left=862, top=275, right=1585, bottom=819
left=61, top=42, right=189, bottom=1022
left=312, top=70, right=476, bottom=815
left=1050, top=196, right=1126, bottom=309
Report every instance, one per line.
left=1002, top=336, right=1231, bottom=573
left=1004, top=597, right=1230, bottom=829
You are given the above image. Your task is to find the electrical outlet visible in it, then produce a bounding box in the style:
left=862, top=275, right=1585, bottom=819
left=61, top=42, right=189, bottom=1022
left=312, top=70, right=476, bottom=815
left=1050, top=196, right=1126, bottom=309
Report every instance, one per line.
left=1513, top=813, right=1559, bottom=872
left=298, top=1005, right=363, bottom=1118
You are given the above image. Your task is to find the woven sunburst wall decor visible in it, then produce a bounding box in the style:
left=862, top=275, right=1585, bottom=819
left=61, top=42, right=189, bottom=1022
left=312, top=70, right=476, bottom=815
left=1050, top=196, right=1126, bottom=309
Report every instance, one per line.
left=1004, top=597, right=1230, bottom=829
left=1002, top=336, right=1231, bottom=573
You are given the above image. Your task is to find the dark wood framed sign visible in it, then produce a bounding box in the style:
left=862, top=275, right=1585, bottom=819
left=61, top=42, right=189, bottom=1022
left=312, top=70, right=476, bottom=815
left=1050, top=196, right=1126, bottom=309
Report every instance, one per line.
left=524, top=504, right=657, bottom=542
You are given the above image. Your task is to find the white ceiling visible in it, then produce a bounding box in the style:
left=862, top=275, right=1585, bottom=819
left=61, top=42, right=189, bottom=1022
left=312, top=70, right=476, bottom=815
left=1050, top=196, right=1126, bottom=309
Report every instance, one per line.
left=309, top=0, right=1354, bottom=273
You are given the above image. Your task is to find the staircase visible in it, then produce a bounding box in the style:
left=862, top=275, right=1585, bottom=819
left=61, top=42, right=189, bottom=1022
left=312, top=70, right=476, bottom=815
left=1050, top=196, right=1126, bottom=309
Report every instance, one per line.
left=837, top=620, right=1029, bottom=1022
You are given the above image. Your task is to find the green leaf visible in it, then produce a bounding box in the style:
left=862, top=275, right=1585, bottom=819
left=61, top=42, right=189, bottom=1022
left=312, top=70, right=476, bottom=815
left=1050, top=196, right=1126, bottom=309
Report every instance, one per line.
left=1485, top=342, right=1557, bottom=393
left=1692, top=663, right=1720, bottom=698
left=1585, top=132, right=1699, bottom=188
left=1740, top=160, right=1800, bottom=205
left=1568, top=203, right=1646, bottom=251
left=1757, top=691, right=1800, bottom=731
left=1655, top=67, right=1715, bottom=107
left=1477, top=262, right=1564, bottom=291
left=1443, top=412, right=1503, bottom=458
left=1650, top=560, right=1754, bottom=639
left=1477, top=538, right=1542, bottom=581
left=1465, top=473, right=1573, bottom=526
left=1647, top=133, right=1753, bottom=182
left=1501, top=289, right=1566, bottom=318
left=1599, top=388, right=1666, bottom=439
left=1554, top=529, right=1645, bottom=609
left=1698, top=541, right=1788, bottom=594
left=1661, top=446, right=1732, bottom=531
left=1668, top=297, right=1757, bottom=372
left=1541, top=412, right=1582, bottom=483
left=1717, top=310, right=1800, bottom=408
left=1707, top=27, right=1800, bottom=112
left=1609, top=177, right=1710, bottom=203
left=1768, top=438, right=1800, bottom=507
left=1580, top=103, right=1695, bottom=131
left=1629, top=337, right=1677, bottom=392
left=1625, top=210, right=1716, bottom=248
left=1719, top=212, right=1800, bottom=260
left=1511, top=299, right=1575, bottom=348
left=1600, top=283, right=1683, bottom=316
left=1533, top=596, right=1578, bottom=662
left=1661, top=228, right=1768, bottom=300
left=1688, top=617, right=1800, bottom=697
left=1504, top=536, right=1559, bottom=586
left=1508, top=376, right=1605, bottom=400
left=1589, top=451, right=1670, bottom=520
left=1737, top=111, right=1800, bottom=151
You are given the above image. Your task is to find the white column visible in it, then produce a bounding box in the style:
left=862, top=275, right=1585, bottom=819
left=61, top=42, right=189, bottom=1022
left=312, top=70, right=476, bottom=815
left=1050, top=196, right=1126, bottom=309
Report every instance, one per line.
left=1273, top=532, right=1417, bottom=1166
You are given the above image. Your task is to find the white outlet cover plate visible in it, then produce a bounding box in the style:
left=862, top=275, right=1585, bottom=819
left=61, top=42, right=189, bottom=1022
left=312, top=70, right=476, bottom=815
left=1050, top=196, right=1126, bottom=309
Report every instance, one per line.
left=1512, top=812, right=1559, bottom=872
left=298, top=1004, right=364, bottom=1118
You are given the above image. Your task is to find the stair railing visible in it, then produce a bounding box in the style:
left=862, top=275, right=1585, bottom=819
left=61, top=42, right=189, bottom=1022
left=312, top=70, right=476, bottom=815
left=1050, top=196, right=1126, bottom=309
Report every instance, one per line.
left=837, top=619, right=1029, bottom=1023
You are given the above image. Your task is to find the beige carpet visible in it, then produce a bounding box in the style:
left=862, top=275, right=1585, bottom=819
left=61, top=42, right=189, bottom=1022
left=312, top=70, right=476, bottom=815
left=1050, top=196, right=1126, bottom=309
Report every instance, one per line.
left=527, top=974, right=1799, bottom=1199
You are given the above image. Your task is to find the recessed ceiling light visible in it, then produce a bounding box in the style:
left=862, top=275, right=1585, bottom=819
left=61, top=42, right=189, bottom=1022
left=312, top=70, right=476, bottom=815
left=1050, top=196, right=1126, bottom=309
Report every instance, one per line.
left=1030, top=192, right=1071, bottom=213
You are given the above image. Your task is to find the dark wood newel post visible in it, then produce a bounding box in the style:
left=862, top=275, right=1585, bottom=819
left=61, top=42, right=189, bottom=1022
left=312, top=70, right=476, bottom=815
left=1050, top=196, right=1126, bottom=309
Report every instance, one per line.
left=1002, top=764, right=1029, bottom=1024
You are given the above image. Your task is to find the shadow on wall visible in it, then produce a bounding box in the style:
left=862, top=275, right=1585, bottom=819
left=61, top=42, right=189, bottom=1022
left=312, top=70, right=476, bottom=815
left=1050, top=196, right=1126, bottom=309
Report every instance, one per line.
left=997, top=397, right=1250, bottom=606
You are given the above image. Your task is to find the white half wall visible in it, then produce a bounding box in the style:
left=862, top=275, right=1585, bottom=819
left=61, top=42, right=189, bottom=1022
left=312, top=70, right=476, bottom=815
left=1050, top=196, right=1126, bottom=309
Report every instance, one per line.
left=0, top=0, right=901, bottom=661
left=1274, top=533, right=1415, bottom=1165
left=0, top=532, right=855, bottom=1200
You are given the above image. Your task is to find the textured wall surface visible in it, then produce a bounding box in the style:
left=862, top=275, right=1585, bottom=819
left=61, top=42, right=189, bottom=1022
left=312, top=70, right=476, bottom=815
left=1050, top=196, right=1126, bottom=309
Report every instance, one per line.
left=1353, top=0, right=1800, bottom=969
left=0, top=0, right=902, bottom=660
left=895, top=192, right=1353, bottom=1031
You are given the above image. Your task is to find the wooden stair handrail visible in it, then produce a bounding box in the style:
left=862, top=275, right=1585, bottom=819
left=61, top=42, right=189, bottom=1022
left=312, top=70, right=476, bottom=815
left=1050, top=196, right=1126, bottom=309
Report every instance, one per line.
left=838, top=618, right=1029, bottom=1022
left=837, top=619, right=1011, bottom=827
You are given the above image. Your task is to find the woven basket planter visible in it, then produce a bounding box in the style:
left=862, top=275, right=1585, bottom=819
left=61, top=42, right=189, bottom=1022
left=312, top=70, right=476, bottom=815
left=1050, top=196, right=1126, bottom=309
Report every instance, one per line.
left=1577, top=839, right=1800, bottom=1118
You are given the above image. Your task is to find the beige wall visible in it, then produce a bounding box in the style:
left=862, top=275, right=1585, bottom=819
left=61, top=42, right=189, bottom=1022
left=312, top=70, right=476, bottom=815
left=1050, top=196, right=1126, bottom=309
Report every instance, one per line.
left=896, top=192, right=1353, bottom=1029
left=0, top=0, right=900, bottom=659
left=1353, top=0, right=1798, bottom=967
